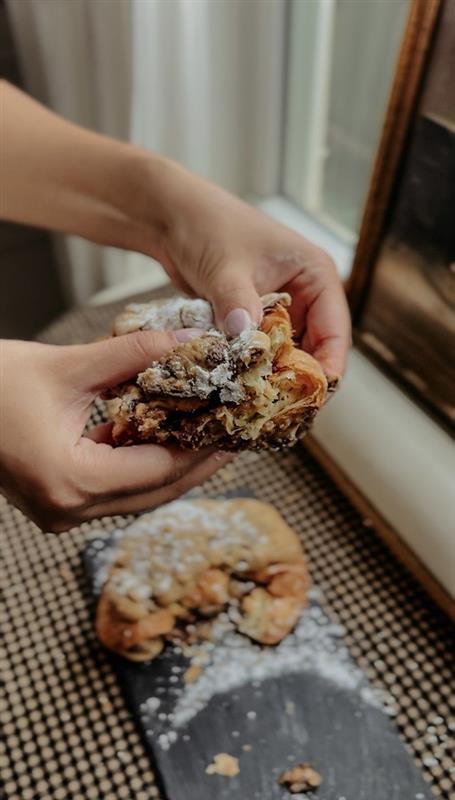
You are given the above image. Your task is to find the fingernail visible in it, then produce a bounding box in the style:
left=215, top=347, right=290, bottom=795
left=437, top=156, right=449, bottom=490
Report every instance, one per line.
left=175, top=328, right=202, bottom=342
left=224, top=308, right=252, bottom=337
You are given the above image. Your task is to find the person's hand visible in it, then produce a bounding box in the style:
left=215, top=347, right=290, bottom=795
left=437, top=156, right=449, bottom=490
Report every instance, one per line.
left=2, top=84, right=349, bottom=381
left=150, top=163, right=351, bottom=383
left=0, top=333, right=230, bottom=532
left=0, top=86, right=347, bottom=537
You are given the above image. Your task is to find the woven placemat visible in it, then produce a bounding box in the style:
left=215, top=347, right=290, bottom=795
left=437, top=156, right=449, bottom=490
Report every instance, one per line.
left=1, top=291, right=454, bottom=800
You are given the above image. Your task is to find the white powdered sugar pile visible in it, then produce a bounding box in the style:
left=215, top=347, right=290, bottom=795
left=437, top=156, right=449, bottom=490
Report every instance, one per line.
left=88, top=529, right=127, bottom=595
left=172, top=593, right=394, bottom=730
left=121, top=297, right=214, bottom=333
left=138, top=589, right=396, bottom=749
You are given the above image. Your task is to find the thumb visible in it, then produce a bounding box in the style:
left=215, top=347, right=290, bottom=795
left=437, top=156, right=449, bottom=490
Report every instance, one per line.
left=209, top=266, right=263, bottom=337
left=69, top=328, right=201, bottom=392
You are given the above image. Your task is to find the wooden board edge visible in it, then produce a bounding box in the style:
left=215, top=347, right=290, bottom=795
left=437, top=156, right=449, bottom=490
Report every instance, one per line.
left=304, top=435, right=455, bottom=623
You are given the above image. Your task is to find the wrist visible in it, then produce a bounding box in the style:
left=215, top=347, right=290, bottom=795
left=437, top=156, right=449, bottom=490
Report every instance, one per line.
left=124, top=150, right=196, bottom=265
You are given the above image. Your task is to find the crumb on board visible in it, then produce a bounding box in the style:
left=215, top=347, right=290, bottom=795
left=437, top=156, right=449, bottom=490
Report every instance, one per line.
left=184, top=665, right=203, bottom=684
left=285, top=700, right=296, bottom=716
left=278, top=763, right=322, bottom=793
left=205, top=753, right=240, bottom=777
left=242, top=744, right=252, bottom=752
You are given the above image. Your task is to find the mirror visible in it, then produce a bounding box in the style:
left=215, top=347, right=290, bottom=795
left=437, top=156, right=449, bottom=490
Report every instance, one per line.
left=348, top=0, right=454, bottom=433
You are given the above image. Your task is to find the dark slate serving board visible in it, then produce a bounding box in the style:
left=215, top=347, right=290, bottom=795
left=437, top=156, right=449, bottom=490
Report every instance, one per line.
left=84, top=499, right=433, bottom=800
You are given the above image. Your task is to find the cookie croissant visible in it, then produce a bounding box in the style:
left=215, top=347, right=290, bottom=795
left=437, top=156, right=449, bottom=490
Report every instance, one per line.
left=107, top=293, right=327, bottom=450
left=96, top=499, right=310, bottom=661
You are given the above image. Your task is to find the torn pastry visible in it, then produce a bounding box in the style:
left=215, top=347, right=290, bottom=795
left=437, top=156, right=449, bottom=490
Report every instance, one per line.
left=95, top=499, right=310, bottom=662
left=107, top=293, right=327, bottom=450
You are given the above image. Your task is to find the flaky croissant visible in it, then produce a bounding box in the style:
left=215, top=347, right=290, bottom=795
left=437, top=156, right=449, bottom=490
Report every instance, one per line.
left=95, top=499, right=310, bottom=661
left=108, top=293, right=327, bottom=450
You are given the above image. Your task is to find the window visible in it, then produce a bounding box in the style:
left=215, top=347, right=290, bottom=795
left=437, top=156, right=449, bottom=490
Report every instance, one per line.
left=283, top=0, right=410, bottom=242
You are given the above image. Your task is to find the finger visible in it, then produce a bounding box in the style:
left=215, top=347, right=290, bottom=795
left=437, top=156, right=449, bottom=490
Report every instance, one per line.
left=66, top=328, right=202, bottom=392
left=83, top=451, right=234, bottom=519
left=84, top=422, right=115, bottom=444
left=285, top=266, right=351, bottom=377
left=301, top=284, right=351, bottom=377
left=74, top=438, right=218, bottom=499
left=208, top=266, right=263, bottom=336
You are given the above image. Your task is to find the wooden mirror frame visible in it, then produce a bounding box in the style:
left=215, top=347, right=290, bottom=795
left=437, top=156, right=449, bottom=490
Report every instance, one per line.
left=347, top=0, right=443, bottom=321
left=307, top=0, right=455, bottom=621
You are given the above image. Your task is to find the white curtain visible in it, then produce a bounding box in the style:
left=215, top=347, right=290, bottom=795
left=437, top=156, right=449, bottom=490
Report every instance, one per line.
left=6, top=0, right=132, bottom=303
left=6, top=0, right=285, bottom=305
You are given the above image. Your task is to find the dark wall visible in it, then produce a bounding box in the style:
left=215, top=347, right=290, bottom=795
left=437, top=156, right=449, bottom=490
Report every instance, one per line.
left=0, top=0, right=68, bottom=339
left=389, top=116, right=455, bottom=265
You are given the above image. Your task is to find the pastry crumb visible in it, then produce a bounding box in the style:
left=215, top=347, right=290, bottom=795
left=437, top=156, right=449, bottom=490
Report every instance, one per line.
left=242, top=744, right=252, bottom=752
left=206, top=753, right=240, bottom=777
left=184, top=665, right=203, bottom=684
left=278, top=763, right=322, bottom=793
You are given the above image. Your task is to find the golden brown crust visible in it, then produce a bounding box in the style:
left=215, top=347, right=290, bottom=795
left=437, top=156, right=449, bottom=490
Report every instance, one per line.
left=205, top=753, right=240, bottom=777
left=107, top=294, right=327, bottom=450
left=95, top=499, right=310, bottom=661
left=278, top=763, right=322, bottom=793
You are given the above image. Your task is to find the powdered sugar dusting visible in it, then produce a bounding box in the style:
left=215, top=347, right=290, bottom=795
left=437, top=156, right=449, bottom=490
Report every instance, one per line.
left=88, top=503, right=397, bottom=759
left=88, top=528, right=126, bottom=594
left=137, top=331, right=248, bottom=403
left=90, top=500, right=261, bottom=605
left=136, top=324, right=273, bottom=404
left=117, top=297, right=214, bottom=334
left=115, top=293, right=290, bottom=337
left=137, top=592, right=396, bottom=751
left=169, top=599, right=394, bottom=731
left=113, top=294, right=287, bottom=404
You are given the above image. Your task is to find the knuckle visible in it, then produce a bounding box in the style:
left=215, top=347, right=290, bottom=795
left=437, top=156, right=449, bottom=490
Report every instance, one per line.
left=313, top=246, right=338, bottom=276
left=32, top=478, right=86, bottom=530
left=219, top=278, right=252, bottom=301
left=130, top=330, right=157, bottom=362
left=163, top=480, right=187, bottom=504
left=160, top=455, right=187, bottom=488
left=129, top=330, right=175, bottom=362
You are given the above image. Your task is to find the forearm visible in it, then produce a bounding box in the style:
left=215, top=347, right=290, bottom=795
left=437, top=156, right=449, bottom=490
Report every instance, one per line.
left=1, top=80, right=170, bottom=259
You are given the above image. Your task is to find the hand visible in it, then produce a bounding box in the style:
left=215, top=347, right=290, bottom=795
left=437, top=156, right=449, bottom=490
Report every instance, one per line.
left=0, top=332, right=230, bottom=532
left=153, top=163, right=351, bottom=381
left=2, top=84, right=349, bottom=380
